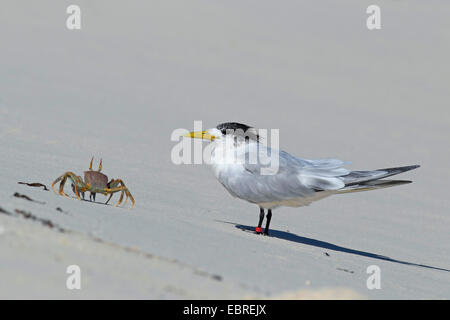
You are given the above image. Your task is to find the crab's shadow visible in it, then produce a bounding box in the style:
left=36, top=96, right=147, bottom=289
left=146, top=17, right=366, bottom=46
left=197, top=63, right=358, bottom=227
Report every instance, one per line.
left=57, top=195, right=130, bottom=209
left=218, top=220, right=450, bottom=273
left=80, top=199, right=112, bottom=206
left=64, top=196, right=113, bottom=207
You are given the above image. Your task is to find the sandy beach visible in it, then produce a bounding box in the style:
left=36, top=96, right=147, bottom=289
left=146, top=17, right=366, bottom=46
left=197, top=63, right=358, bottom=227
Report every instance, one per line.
left=1, top=0, right=449, bottom=299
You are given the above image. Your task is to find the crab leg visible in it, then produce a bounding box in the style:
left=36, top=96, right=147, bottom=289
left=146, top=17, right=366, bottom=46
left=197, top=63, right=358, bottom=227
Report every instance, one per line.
left=105, top=178, right=119, bottom=205
left=52, top=172, right=86, bottom=199
left=59, top=176, right=69, bottom=197
left=72, top=175, right=83, bottom=200
left=105, top=193, right=114, bottom=205
left=116, top=191, right=126, bottom=207
left=122, top=191, right=129, bottom=206
left=51, top=173, right=69, bottom=197
left=105, top=190, right=126, bottom=207
left=105, top=179, right=116, bottom=205
left=51, top=175, right=63, bottom=193
left=104, top=185, right=135, bottom=208
left=124, top=189, right=134, bottom=208
left=105, top=179, right=128, bottom=207
left=114, top=180, right=129, bottom=206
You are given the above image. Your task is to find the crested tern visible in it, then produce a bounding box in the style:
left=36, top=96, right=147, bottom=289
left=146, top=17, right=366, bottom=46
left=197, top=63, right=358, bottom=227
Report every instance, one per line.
left=186, top=122, right=419, bottom=235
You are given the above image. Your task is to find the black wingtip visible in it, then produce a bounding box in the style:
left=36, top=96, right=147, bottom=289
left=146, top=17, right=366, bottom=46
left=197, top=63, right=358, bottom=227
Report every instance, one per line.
left=378, top=164, right=420, bottom=173
left=365, top=179, right=413, bottom=186
left=337, top=179, right=413, bottom=194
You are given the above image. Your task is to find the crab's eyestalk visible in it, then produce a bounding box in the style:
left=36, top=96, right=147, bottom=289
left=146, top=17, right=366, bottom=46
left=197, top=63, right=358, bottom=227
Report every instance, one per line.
left=89, top=157, right=94, bottom=170
left=98, top=159, right=103, bottom=172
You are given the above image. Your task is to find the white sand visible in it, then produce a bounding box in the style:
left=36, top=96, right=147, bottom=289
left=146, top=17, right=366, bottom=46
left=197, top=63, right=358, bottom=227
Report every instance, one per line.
left=0, top=0, right=449, bottom=299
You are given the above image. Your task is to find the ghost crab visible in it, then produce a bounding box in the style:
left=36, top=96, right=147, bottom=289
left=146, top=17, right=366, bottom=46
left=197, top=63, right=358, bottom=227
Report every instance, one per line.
left=51, top=157, right=135, bottom=208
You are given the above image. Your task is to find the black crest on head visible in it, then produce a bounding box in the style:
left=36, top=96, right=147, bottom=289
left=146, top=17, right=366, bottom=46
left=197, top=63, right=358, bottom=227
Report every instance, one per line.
left=216, top=122, right=260, bottom=142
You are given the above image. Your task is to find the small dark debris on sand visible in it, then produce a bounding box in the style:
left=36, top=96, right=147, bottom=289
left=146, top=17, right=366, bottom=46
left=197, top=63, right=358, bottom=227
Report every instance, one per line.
left=211, top=274, right=223, bottom=281
left=0, top=207, right=12, bottom=216
left=193, top=270, right=223, bottom=282
left=56, top=207, right=68, bottom=214
left=18, top=182, right=49, bottom=191
left=13, top=209, right=66, bottom=232
left=337, top=267, right=355, bottom=274
left=324, top=252, right=330, bottom=257
left=13, top=192, right=46, bottom=204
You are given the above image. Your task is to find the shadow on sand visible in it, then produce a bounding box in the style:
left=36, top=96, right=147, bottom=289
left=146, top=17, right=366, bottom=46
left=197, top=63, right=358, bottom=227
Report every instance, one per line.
left=217, top=220, right=450, bottom=273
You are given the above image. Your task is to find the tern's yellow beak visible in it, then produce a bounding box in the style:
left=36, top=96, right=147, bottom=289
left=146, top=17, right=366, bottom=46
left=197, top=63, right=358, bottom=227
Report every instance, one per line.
left=184, top=131, right=216, bottom=141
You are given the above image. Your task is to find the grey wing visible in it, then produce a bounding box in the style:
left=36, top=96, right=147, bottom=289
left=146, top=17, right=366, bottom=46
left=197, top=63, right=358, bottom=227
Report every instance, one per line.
left=221, top=145, right=350, bottom=204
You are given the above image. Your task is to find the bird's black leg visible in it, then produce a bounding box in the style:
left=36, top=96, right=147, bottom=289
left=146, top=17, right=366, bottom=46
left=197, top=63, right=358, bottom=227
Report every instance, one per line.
left=90, top=192, right=96, bottom=202
left=256, top=207, right=264, bottom=234
left=264, top=209, right=272, bottom=236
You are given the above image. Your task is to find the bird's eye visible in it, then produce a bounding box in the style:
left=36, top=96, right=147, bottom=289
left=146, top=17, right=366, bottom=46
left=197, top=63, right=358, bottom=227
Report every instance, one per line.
left=221, top=129, right=227, bottom=135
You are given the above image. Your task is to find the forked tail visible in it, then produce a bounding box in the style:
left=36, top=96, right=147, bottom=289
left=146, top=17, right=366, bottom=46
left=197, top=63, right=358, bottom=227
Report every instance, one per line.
left=336, top=179, right=412, bottom=194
